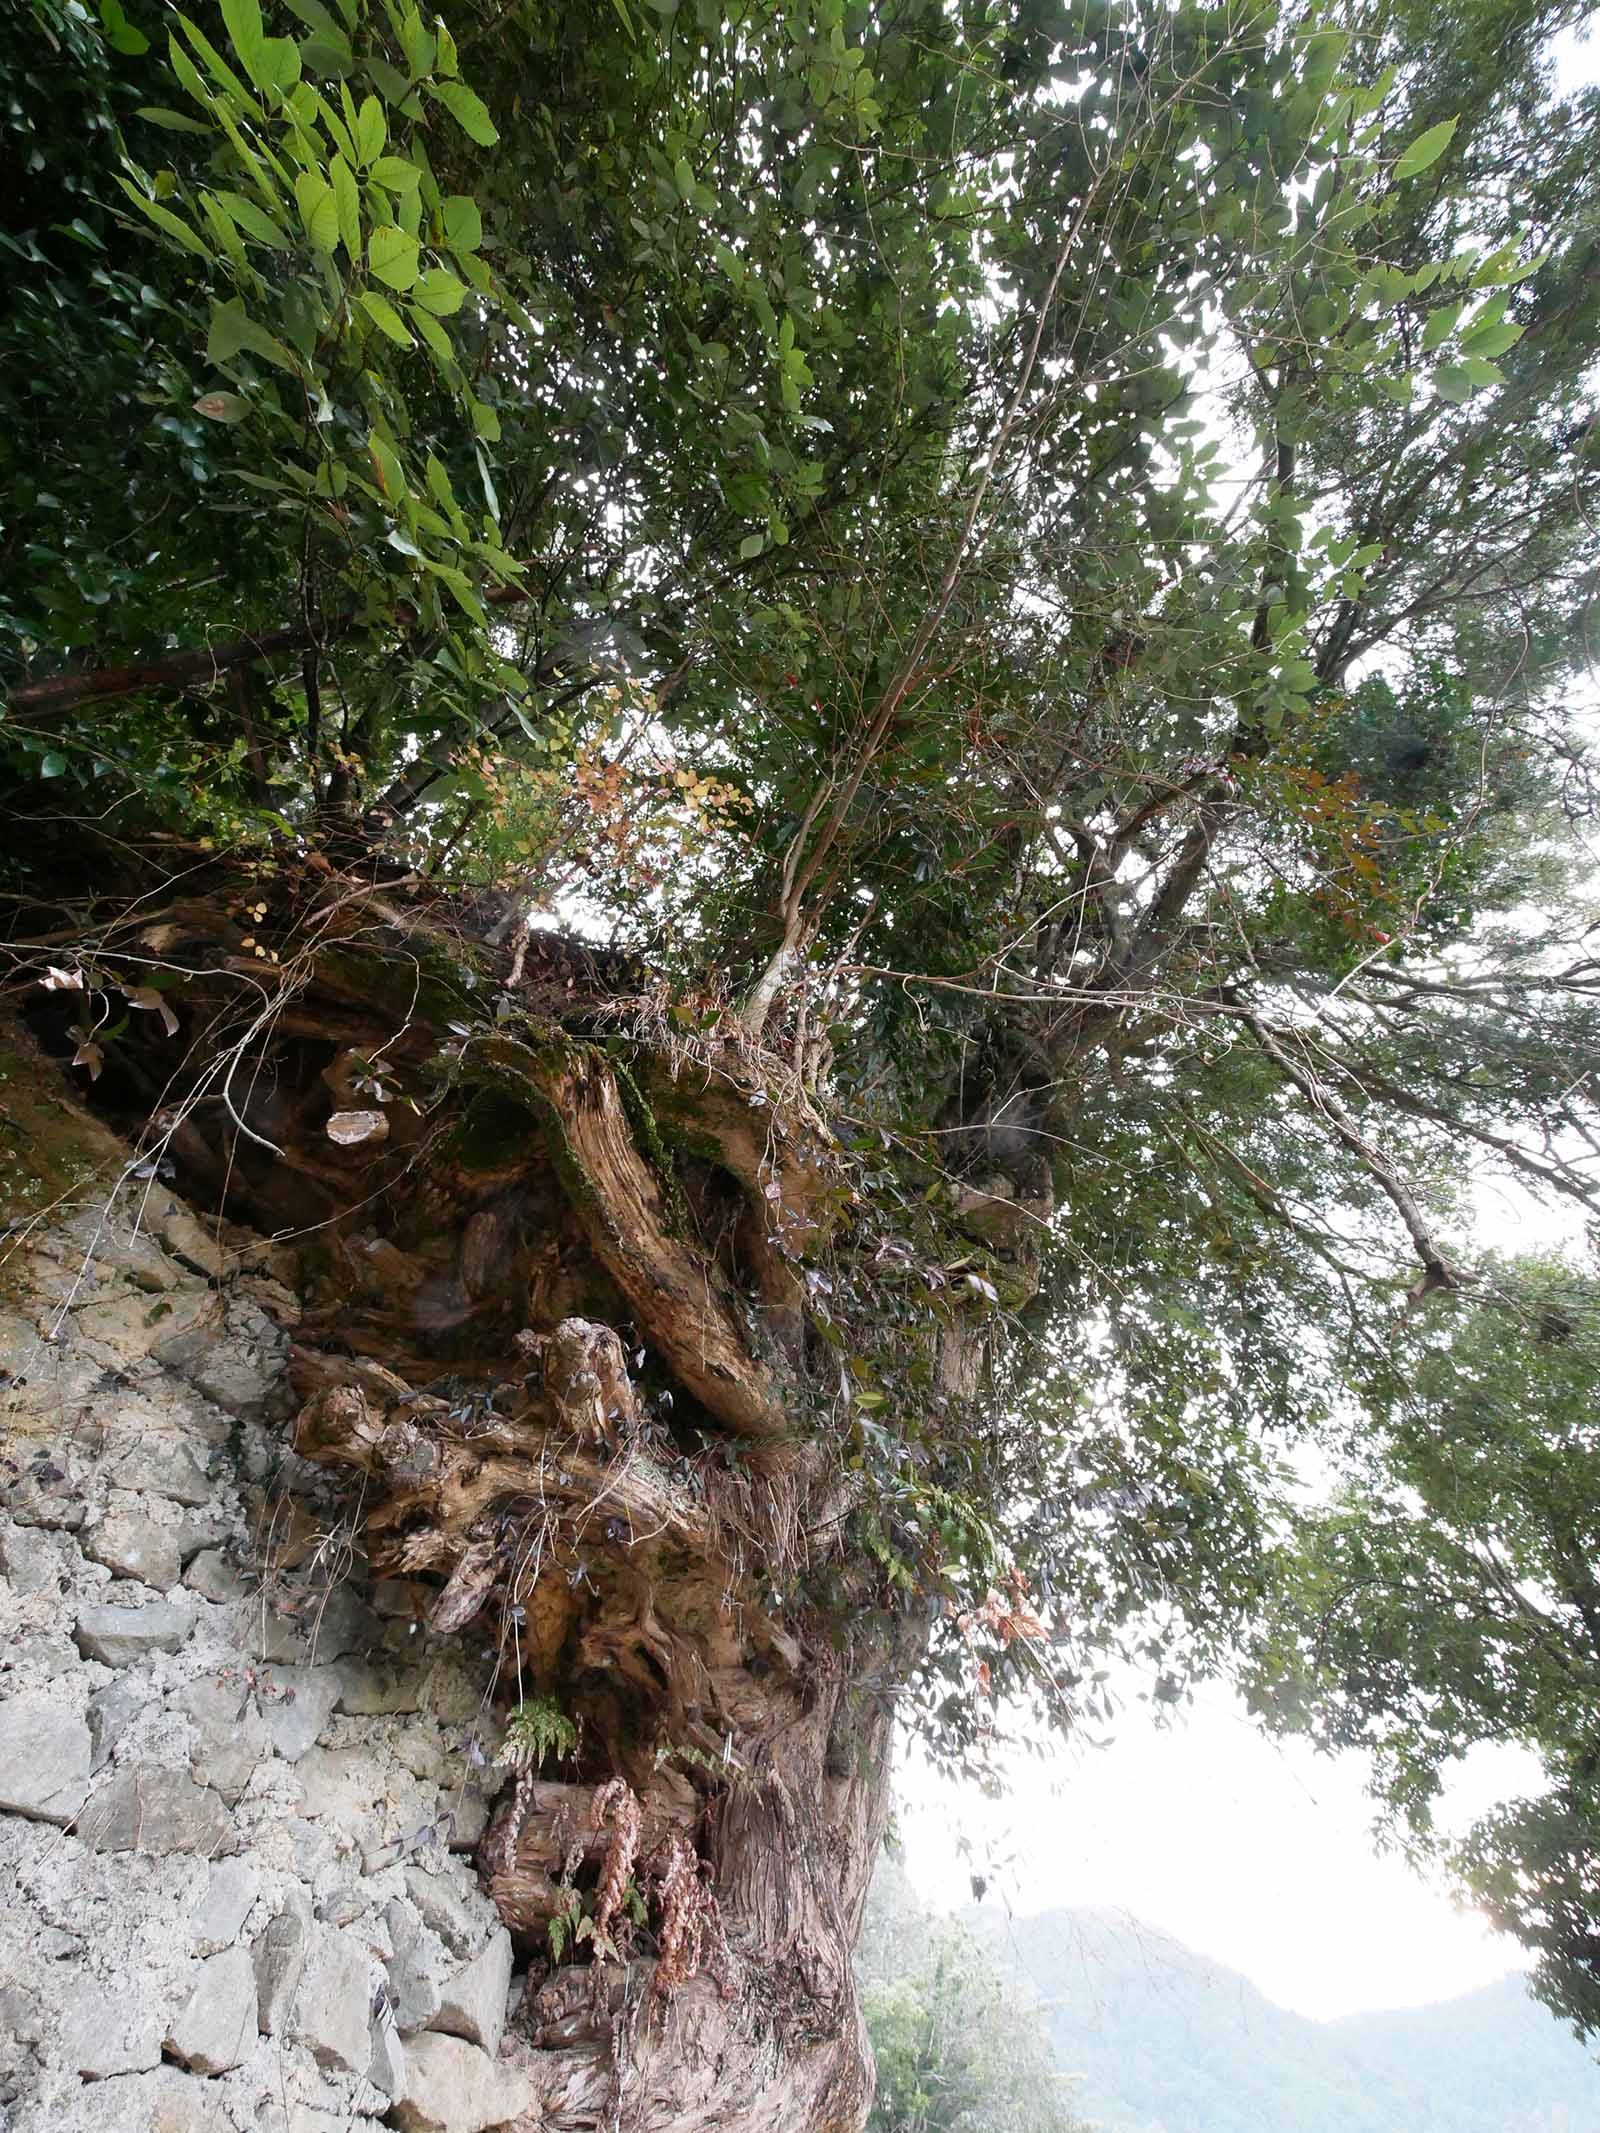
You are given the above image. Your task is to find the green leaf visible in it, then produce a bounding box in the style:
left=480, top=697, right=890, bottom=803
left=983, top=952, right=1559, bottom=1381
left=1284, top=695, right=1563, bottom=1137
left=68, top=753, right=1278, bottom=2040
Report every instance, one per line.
left=412, top=267, right=466, bottom=315
left=425, top=453, right=457, bottom=509
left=295, top=171, right=339, bottom=254
left=99, top=0, right=150, bottom=55
left=1419, top=302, right=1460, bottom=353
left=359, top=289, right=414, bottom=345
left=1394, top=117, right=1457, bottom=182
left=354, top=92, right=386, bottom=163
left=137, top=104, right=214, bottom=133
left=330, top=155, right=361, bottom=258
left=469, top=398, right=501, bottom=441
left=207, top=296, right=300, bottom=372
left=40, top=752, right=68, bottom=780
left=428, top=78, right=498, bottom=146
left=215, top=190, right=292, bottom=247
left=1432, top=363, right=1476, bottom=404
left=398, top=8, right=436, bottom=77
left=739, top=533, right=765, bottom=559
left=115, top=178, right=211, bottom=261
left=441, top=195, right=481, bottom=254
left=219, top=0, right=264, bottom=71
left=410, top=304, right=453, bottom=365
left=367, top=430, right=408, bottom=500
left=370, top=155, right=422, bottom=191
left=367, top=223, right=419, bottom=289
left=1461, top=320, right=1524, bottom=358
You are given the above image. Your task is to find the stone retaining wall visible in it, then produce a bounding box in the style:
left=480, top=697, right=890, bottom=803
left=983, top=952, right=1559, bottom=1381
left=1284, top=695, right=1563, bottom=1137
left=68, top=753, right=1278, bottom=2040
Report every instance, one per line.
left=0, top=1173, right=537, bottom=2133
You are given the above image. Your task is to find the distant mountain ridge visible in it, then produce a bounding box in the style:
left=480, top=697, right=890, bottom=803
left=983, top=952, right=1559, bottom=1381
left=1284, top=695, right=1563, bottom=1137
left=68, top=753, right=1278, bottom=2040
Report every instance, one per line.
left=963, top=1905, right=1600, bottom=2133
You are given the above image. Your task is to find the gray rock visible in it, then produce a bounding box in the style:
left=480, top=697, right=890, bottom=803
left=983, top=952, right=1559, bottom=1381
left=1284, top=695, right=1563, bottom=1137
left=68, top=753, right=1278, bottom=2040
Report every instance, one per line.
left=259, top=1662, right=342, bottom=1761
left=158, top=1302, right=287, bottom=1417
left=368, top=2003, right=408, bottom=2098
left=391, top=2032, right=538, bottom=2133
left=166, top=1945, right=259, bottom=2074
left=336, top=1656, right=423, bottom=1715
left=291, top=1925, right=375, bottom=2075
left=316, top=1879, right=370, bottom=1927
left=386, top=1919, right=450, bottom=2033
left=157, top=1205, right=228, bottom=1281
left=4, top=1445, right=91, bottom=1529
left=86, top=1677, right=145, bottom=1771
left=252, top=1897, right=312, bottom=2034
left=447, top=1780, right=492, bottom=1851
left=257, top=1580, right=379, bottom=1666
left=0, top=1519, right=78, bottom=1593
left=180, top=1672, right=269, bottom=1805
left=183, top=1547, right=246, bottom=1601
left=0, top=1696, right=91, bottom=1824
left=0, top=1980, right=43, bottom=2047
left=75, top=1597, right=194, bottom=1664
left=84, top=1505, right=182, bottom=1590
left=192, top=1856, right=260, bottom=1953
left=403, top=1863, right=498, bottom=1958
left=429, top=1927, right=513, bottom=2058
left=61, top=2065, right=234, bottom=2131
left=55, top=1971, right=163, bottom=2078
left=78, top=1763, right=232, bottom=1855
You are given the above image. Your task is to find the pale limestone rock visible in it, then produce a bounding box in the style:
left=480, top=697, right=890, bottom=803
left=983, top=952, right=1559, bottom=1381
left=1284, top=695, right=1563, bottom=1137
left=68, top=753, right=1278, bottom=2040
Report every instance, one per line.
left=291, top=1925, right=375, bottom=2075
left=78, top=1764, right=232, bottom=1855
left=74, top=1597, right=194, bottom=1664
left=84, top=1505, right=182, bottom=1590
left=55, top=1972, right=163, bottom=2079
left=165, top=1945, right=259, bottom=2074
left=0, top=1697, right=91, bottom=1824
left=191, top=1856, right=260, bottom=1953
left=429, top=1928, right=513, bottom=2059
left=391, top=2032, right=539, bottom=2133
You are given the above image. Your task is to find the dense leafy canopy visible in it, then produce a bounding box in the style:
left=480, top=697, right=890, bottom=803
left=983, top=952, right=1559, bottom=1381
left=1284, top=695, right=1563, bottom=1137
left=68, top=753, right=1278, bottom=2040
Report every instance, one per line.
left=1251, top=1266, right=1600, bottom=2035
left=4, top=0, right=1600, bottom=2024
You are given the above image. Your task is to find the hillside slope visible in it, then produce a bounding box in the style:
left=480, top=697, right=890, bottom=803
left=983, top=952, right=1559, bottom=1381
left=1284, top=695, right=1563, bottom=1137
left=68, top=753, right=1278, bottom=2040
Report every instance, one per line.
left=965, top=1907, right=1600, bottom=2133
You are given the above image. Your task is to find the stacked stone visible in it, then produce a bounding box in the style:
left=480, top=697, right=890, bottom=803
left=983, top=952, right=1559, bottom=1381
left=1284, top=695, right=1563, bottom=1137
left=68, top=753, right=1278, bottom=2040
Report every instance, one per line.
left=0, top=1186, right=535, bottom=2133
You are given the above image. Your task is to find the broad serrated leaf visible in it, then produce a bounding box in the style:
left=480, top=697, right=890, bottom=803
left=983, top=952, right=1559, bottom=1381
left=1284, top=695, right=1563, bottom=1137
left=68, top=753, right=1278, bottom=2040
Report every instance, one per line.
left=354, top=91, right=386, bottom=162
left=370, top=154, right=422, bottom=191
left=412, top=266, right=465, bottom=315
left=295, top=171, right=339, bottom=253
left=1460, top=320, right=1523, bottom=358
left=1419, top=302, right=1460, bottom=352
left=1395, top=117, right=1457, bottom=181
left=441, top=195, right=481, bottom=253
left=219, top=0, right=265, bottom=70
left=398, top=8, right=436, bottom=77
left=428, top=78, right=498, bottom=145
left=367, top=222, right=419, bottom=288
left=359, top=288, right=413, bottom=345
left=330, top=155, right=361, bottom=257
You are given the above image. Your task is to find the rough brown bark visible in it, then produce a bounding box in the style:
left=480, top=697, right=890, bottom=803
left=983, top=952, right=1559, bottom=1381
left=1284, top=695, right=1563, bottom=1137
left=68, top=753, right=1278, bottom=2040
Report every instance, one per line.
left=5, top=870, right=1008, bottom=2133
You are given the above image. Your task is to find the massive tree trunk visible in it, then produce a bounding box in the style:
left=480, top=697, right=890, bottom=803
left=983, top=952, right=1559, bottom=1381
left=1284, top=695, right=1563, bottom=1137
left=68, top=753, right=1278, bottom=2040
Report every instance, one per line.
left=2, top=866, right=1026, bottom=2133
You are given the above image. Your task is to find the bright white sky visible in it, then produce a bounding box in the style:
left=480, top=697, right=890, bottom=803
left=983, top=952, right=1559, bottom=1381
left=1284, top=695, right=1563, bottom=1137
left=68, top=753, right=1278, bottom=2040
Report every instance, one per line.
left=895, top=1687, right=1538, bottom=2020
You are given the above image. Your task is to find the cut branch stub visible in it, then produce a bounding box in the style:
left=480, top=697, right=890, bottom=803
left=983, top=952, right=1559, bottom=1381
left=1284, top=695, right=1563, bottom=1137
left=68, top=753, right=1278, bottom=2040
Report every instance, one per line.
left=483, top=1037, right=795, bottom=1454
